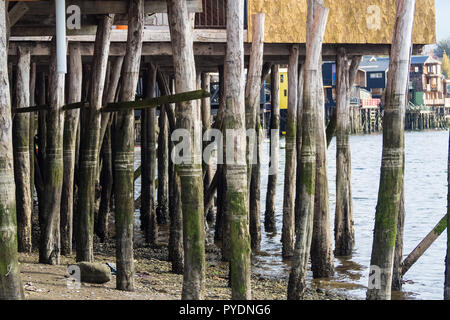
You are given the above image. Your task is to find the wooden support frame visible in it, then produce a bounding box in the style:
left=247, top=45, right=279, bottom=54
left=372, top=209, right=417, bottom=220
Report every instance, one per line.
left=18, top=1, right=203, bottom=15
left=14, top=90, right=210, bottom=114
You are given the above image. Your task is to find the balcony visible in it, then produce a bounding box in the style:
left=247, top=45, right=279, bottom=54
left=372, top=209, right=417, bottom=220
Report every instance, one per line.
left=424, top=99, right=445, bottom=106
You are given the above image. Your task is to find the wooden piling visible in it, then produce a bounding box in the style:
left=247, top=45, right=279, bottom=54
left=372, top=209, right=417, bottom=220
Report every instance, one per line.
left=367, top=0, right=416, bottom=300
left=245, top=13, right=265, bottom=251
left=224, top=0, right=251, bottom=300
left=157, top=71, right=184, bottom=274
left=334, top=49, right=362, bottom=257
left=13, top=45, right=32, bottom=253
left=140, top=63, right=158, bottom=245
left=167, top=0, right=206, bottom=299
left=201, top=72, right=214, bottom=222
left=113, top=0, right=144, bottom=291
left=265, top=64, right=280, bottom=233
left=60, top=42, right=82, bottom=256
left=76, top=14, right=114, bottom=263
left=157, top=100, right=169, bottom=226
left=311, top=56, right=334, bottom=278
left=288, top=0, right=329, bottom=299
left=282, top=45, right=299, bottom=258
left=0, top=0, right=24, bottom=298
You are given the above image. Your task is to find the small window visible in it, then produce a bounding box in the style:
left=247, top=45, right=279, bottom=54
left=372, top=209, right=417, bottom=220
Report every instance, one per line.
left=284, top=90, right=287, bottom=97
left=370, top=73, right=383, bottom=79
left=280, top=74, right=284, bottom=83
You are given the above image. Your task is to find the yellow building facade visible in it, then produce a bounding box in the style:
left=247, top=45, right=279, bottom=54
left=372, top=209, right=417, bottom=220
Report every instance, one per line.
left=247, top=0, right=436, bottom=45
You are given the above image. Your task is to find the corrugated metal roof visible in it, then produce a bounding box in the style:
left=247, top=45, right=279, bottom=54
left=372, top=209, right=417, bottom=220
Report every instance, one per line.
left=411, top=55, right=430, bottom=65
left=359, top=55, right=438, bottom=73
left=359, top=56, right=390, bottom=73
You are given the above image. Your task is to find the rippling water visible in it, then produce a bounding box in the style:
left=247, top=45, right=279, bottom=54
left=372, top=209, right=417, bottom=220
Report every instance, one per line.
left=255, top=130, right=449, bottom=300
left=134, top=130, right=449, bottom=300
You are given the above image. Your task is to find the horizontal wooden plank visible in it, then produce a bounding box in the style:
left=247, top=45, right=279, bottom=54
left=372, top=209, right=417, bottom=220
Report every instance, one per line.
left=8, top=40, right=403, bottom=58
left=22, top=0, right=203, bottom=15
left=103, top=90, right=210, bottom=112
left=10, top=28, right=243, bottom=43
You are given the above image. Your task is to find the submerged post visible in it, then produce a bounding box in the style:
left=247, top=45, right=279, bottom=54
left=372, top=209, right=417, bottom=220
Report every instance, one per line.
left=245, top=13, right=265, bottom=251
left=334, top=48, right=362, bottom=257
left=282, top=45, right=299, bottom=258
left=288, top=0, right=329, bottom=299
left=265, top=64, right=280, bottom=233
left=367, top=0, right=416, bottom=300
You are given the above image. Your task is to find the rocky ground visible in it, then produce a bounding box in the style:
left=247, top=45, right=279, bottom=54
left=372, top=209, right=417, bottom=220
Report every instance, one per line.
left=22, top=210, right=352, bottom=300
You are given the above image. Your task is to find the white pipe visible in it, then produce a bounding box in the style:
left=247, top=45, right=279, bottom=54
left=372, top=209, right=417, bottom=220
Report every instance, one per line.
left=55, top=0, right=67, bottom=74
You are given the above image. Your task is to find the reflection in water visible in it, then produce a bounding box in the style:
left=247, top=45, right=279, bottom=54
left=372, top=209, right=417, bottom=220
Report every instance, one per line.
left=135, top=130, right=448, bottom=300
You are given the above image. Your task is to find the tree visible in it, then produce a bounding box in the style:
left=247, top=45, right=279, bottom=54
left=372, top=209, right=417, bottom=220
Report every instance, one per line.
left=442, top=51, right=450, bottom=78
left=434, top=38, right=450, bottom=58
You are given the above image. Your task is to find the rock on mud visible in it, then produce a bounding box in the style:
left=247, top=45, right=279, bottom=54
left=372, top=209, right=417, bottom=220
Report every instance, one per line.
left=75, top=262, right=111, bottom=284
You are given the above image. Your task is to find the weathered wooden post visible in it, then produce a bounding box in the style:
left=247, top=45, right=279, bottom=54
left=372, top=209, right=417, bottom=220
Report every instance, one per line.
left=36, top=71, right=46, bottom=227
left=295, top=64, right=305, bottom=232
left=13, top=45, right=32, bottom=253
left=334, top=49, right=362, bottom=257
left=223, top=0, right=251, bottom=300
left=245, top=13, right=265, bottom=250
left=288, top=0, right=328, bottom=299
left=39, top=39, right=65, bottom=265
left=76, top=14, right=114, bottom=262
left=140, top=63, right=158, bottom=244
left=29, top=61, right=36, bottom=217
left=113, top=0, right=144, bottom=291
left=157, top=104, right=169, bottom=225
left=215, top=65, right=225, bottom=245
left=201, top=72, right=214, bottom=221
left=158, top=70, right=184, bottom=274
left=264, top=64, right=280, bottom=233
left=0, top=0, right=24, bottom=299
left=61, top=42, right=82, bottom=255
left=311, top=55, right=334, bottom=278
left=446, top=131, right=450, bottom=300
left=97, top=57, right=123, bottom=242
left=282, top=45, right=299, bottom=258
left=367, top=0, right=416, bottom=300
left=167, top=0, right=205, bottom=299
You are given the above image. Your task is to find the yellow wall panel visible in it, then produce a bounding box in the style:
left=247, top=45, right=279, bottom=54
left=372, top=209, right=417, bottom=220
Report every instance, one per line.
left=247, top=0, right=436, bottom=44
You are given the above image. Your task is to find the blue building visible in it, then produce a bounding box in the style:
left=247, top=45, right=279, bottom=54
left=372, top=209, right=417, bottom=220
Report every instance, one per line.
left=358, top=56, right=390, bottom=99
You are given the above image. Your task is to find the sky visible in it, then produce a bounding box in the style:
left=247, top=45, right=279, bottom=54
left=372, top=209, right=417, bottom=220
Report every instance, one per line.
left=435, top=0, right=450, bottom=41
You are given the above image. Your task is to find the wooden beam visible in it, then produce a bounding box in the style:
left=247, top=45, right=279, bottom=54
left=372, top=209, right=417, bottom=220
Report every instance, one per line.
left=8, top=2, right=29, bottom=27
left=14, top=101, right=87, bottom=114
left=401, top=214, right=447, bottom=276
left=8, top=41, right=398, bottom=57
left=102, top=89, right=210, bottom=112
left=21, top=1, right=203, bottom=15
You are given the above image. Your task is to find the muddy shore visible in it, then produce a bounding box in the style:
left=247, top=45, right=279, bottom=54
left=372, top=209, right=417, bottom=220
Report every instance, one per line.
left=21, top=215, right=351, bottom=300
